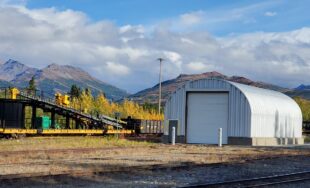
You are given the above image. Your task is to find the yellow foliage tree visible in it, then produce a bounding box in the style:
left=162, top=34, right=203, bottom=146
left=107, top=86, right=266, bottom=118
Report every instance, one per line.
left=68, top=89, right=164, bottom=120
left=79, top=90, right=94, bottom=114
left=95, top=93, right=113, bottom=116
left=294, top=97, right=310, bottom=121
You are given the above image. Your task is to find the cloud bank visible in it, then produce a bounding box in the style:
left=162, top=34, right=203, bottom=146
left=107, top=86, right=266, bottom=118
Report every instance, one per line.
left=0, top=4, right=309, bottom=93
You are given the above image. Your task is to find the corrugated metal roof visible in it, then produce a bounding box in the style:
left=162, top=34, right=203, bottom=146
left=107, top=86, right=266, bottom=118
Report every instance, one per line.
left=228, top=81, right=302, bottom=137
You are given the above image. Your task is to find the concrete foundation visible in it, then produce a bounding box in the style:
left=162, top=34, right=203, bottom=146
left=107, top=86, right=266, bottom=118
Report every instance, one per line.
left=162, top=135, right=305, bottom=146
left=162, top=135, right=185, bottom=143
left=228, top=137, right=304, bottom=146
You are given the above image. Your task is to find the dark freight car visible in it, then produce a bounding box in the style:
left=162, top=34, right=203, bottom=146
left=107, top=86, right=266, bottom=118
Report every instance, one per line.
left=303, top=121, right=310, bottom=135
left=0, top=101, right=24, bottom=129
left=123, top=117, right=164, bottom=134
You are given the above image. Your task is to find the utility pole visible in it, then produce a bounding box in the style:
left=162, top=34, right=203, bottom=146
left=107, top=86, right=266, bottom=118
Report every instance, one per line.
left=157, top=58, right=164, bottom=115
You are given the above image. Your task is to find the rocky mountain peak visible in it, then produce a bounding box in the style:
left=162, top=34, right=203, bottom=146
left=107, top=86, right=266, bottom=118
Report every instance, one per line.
left=4, top=59, right=25, bottom=68
left=0, top=59, right=128, bottom=100
left=230, top=76, right=253, bottom=84
left=41, top=63, right=92, bottom=81
left=202, top=71, right=225, bottom=77
left=0, top=59, right=36, bottom=81
left=46, top=63, right=59, bottom=69
left=295, top=84, right=310, bottom=90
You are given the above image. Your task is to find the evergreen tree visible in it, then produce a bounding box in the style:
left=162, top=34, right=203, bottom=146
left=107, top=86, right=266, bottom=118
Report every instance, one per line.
left=68, top=84, right=81, bottom=98
left=28, top=76, right=36, bottom=94
left=85, top=88, right=91, bottom=96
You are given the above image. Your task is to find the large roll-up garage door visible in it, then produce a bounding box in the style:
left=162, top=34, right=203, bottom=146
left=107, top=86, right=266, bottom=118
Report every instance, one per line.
left=186, top=93, right=228, bottom=144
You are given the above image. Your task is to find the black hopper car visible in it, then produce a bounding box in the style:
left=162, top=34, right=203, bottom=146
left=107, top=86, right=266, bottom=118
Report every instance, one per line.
left=122, top=117, right=164, bottom=135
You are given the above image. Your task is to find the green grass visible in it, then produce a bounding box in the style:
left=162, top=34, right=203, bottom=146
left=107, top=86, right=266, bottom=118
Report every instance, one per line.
left=0, top=136, right=153, bottom=151
left=304, top=135, right=310, bottom=143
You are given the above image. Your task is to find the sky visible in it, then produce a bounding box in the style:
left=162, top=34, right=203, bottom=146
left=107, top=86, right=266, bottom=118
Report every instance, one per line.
left=0, top=0, right=309, bottom=93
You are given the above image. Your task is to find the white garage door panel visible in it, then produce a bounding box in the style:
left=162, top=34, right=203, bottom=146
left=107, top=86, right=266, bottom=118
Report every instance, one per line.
left=187, top=93, right=228, bottom=144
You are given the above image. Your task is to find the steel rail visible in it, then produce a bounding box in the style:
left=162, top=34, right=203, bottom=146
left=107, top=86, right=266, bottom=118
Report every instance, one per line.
left=183, top=170, right=310, bottom=188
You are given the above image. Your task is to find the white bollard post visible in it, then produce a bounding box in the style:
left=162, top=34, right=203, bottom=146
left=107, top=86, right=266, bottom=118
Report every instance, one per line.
left=171, top=127, right=176, bottom=145
left=218, top=128, right=222, bottom=147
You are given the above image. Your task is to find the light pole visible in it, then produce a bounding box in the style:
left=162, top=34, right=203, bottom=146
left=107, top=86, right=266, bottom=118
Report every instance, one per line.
left=157, top=58, right=164, bottom=115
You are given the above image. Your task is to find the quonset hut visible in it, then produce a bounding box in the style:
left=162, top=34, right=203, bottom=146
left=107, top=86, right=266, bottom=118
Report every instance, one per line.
left=164, top=79, right=304, bottom=146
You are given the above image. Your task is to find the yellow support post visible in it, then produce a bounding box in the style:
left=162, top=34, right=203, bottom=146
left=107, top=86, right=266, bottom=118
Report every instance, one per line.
left=55, top=92, right=62, bottom=105
left=62, top=95, right=70, bottom=106
left=10, top=88, right=20, bottom=100
left=55, top=93, right=70, bottom=106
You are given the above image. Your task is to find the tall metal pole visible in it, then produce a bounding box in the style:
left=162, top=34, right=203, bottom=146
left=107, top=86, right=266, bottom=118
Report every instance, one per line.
left=157, top=58, right=164, bottom=115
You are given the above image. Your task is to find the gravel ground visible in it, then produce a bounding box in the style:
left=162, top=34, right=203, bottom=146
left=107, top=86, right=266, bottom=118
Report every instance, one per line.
left=270, top=180, right=310, bottom=188
left=0, top=137, right=309, bottom=187
left=0, top=155, right=310, bottom=187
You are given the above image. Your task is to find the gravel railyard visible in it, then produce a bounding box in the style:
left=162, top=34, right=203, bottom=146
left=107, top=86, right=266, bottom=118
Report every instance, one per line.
left=0, top=137, right=309, bottom=187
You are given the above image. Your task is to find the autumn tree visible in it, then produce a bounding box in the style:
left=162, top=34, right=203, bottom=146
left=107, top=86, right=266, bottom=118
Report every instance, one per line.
left=68, top=87, right=164, bottom=120
left=94, top=93, right=113, bottom=116
left=79, top=89, right=94, bottom=114
left=294, top=97, right=310, bottom=121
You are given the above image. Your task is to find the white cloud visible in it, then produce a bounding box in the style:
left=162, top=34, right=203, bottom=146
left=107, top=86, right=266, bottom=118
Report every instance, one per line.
left=119, top=24, right=144, bottom=34
left=0, top=5, right=309, bottom=92
left=163, top=51, right=182, bottom=63
left=163, top=1, right=280, bottom=32
left=265, top=11, right=277, bottom=17
left=179, top=11, right=204, bottom=25
left=106, top=62, right=130, bottom=75
left=187, top=62, right=207, bottom=71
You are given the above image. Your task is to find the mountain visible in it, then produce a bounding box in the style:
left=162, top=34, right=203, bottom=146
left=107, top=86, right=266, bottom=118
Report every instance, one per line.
left=0, top=80, right=12, bottom=88
left=130, top=71, right=290, bottom=104
left=284, top=84, right=310, bottom=100
left=0, top=59, right=128, bottom=100
left=0, top=59, right=37, bottom=81
left=295, top=84, right=310, bottom=91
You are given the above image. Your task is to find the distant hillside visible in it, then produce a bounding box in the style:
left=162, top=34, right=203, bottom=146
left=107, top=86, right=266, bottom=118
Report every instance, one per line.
left=0, top=59, right=129, bottom=100
left=285, top=84, right=310, bottom=100
left=0, top=80, right=12, bottom=88
left=130, top=71, right=290, bottom=104
left=295, top=84, right=310, bottom=91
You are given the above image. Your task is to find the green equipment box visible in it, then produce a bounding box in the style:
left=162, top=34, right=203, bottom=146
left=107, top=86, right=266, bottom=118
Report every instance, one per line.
left=35, top=116, right=51, bottom=130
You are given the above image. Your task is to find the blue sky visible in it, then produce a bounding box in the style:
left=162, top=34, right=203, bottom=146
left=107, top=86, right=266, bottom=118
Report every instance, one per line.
left=0, top=0, right=310, bottom=93
left=26, top=0, right=310, bottom=35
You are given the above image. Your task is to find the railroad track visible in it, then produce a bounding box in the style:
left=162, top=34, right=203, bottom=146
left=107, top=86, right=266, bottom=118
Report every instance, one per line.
left=184, top=171, right=310, bottom=188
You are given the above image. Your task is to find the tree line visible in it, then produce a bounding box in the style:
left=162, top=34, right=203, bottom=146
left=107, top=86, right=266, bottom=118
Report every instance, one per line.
left=68, top=84, right=164, bottom=120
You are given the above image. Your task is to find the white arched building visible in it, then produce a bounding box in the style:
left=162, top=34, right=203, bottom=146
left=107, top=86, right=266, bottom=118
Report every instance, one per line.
left=164, top=79, right=304, bottom=146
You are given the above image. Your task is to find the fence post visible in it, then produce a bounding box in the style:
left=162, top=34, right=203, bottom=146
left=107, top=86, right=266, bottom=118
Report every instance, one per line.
left=218, top=128, right=222, bottom=147
left=171, top=127, right=176, bottom=145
